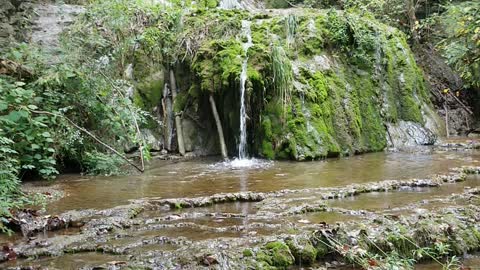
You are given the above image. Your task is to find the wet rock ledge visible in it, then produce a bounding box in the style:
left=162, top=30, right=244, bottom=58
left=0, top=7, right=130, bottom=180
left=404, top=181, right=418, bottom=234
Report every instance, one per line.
left=1, top=166, right=480, bottom=269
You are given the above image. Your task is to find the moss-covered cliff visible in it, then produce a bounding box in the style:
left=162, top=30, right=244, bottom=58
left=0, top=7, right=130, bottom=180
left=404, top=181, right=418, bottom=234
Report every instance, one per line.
left=167, top=9, right=436, bottom=159
left=67, top=2, right=440, bottom=160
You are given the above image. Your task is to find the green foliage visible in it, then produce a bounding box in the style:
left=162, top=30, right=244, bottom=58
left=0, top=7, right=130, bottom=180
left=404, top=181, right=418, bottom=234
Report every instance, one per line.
left=437, top=1, right=480, bottom=88
left=0, top=78, right=58, bottom=180
left=324, top=10, right=351, bottom=47
left=0, top=135, right=21, bottom=234
left=0, top=0, right=157, bottom=233
left=82, top=151, right=124, bottom=176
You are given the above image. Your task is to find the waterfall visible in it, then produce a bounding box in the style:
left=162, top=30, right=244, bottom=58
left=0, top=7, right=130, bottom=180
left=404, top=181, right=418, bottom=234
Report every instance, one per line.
left=238, top=20, right=253, bottom=160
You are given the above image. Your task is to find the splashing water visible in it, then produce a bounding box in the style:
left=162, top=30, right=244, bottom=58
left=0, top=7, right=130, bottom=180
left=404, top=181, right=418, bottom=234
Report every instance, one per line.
left=238, top=20, right=253, bottom=160
left=210, top=158, right=274, bottom=170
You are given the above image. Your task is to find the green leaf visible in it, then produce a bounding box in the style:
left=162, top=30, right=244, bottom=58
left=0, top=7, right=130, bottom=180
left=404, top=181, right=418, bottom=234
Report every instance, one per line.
left=27, top=105, right=38, bottom=110
left=41, top=132, right=51, bottom=138
left=31, top=144, right=40, bottom=150
left=6, top=111, right=21, bottom=122
left=6, top=110, right=29, bottom=121
left=0, top=102, right=8, bottom=111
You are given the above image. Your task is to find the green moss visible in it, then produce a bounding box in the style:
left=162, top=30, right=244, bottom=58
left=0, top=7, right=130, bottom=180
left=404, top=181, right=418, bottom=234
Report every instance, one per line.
left=260, top=116, right=275, bottom=159
left=263, top=241, right=295, bottom=268
left=285, top=238, right=317, bottom=265
left=132, top=8, right=434, bottom=161
left=196, top=0, right=218, bottom=9
left=174, top=202, right=182, bottom=209
left=254, top=261, right=277, bottom=270
left=256, top=250, right=273, bottom=265
left=173, top=91, right=188, bottom=113
left=135, top=78, right=164, bottom=111
left=243, top=249, right=253, bottom=257
left=315, top=242, right=329, bottom=258
left=193, top=38, right=244, bottom=93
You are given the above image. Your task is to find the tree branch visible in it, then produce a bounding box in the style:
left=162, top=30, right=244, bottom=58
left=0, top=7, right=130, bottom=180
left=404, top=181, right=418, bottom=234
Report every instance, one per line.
left=31, top=110, right=144, bottom=173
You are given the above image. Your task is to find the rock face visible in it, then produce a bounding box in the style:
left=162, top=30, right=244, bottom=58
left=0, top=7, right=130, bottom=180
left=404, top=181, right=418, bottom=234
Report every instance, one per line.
left=387, top=120, right=436, bottom=150
left=67, top=2, right=445, bottom=160
left=31, top=3, right=84, bottom=62
left=182, top=117, right=219, bottom=155
left=141, top=128, right=164, bottom=152
left=0, top=0, right=34, bottom=49
left=415, top=45, right=475, bottom=136
left=189, top=10, right=441, bottom=160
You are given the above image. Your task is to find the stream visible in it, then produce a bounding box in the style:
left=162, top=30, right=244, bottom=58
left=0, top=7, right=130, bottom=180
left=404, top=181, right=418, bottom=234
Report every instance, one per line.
left=2, top=146, right=480, bottom=268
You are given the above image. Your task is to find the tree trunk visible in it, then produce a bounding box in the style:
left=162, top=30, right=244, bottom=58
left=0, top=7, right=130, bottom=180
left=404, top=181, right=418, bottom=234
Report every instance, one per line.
left=170, top=69, right=186, bottom=156
left=209, top=94, right=228, bottom=160
left=406, top=0, right=418, bottom=43
left=444, top=102, right=450, bottom=138
left=162, top=83, right=174, bottom=151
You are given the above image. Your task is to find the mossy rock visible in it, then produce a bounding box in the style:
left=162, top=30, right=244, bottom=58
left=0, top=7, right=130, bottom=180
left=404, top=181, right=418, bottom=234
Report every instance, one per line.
left=256, top=250, right=273, bottom=265
left=135, top=73, right=164, bottom=111
left=243, top=249, right=254, bottom=257
left=254, top=261, right=277, bottom=270
left=310, top=233, right=331, bottom=258
left=258, top=241, right=295, bottom=268
left=285, top=238, right=317, bottom=265
left=126, top=7, right=435, bottom=161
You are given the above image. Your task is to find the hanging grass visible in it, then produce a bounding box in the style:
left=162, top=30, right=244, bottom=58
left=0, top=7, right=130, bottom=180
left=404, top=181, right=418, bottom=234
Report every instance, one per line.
left=271, top=44, right=293, bottom=120
left=285, top=14, right=297, bottom=49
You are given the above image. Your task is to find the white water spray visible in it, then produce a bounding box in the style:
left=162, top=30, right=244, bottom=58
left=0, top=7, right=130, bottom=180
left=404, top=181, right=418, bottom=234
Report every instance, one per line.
left=238, top=20, right=253, bottom=160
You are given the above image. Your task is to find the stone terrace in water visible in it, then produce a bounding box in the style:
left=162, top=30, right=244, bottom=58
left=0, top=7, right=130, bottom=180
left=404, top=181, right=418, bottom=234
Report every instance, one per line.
left=1, top=147, right=480, bottom=269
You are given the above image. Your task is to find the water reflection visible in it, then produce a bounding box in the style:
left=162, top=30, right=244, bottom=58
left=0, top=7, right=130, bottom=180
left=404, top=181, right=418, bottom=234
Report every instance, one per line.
left=36, top=150, right=480, bottom=214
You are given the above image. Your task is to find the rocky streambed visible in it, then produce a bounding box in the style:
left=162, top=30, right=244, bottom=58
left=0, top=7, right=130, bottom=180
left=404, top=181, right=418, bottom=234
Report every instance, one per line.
left=1, top=147, right=480, bottom=269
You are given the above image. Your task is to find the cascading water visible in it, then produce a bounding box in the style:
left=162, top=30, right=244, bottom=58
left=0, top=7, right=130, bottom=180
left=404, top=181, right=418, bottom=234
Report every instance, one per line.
left=238, top=20, right=253, bottom=160
left=215, top=20, right=272, bottom=168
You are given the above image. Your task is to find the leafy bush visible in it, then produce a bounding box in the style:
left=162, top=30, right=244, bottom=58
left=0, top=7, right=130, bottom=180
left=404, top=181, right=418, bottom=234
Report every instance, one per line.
left=437, top=1, right=480, bottom=88
left=82, top=151, right=125, bottom=176
left=0, top=0, right=153, bottom=231
left=0, top=78, right=58, bottom=179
